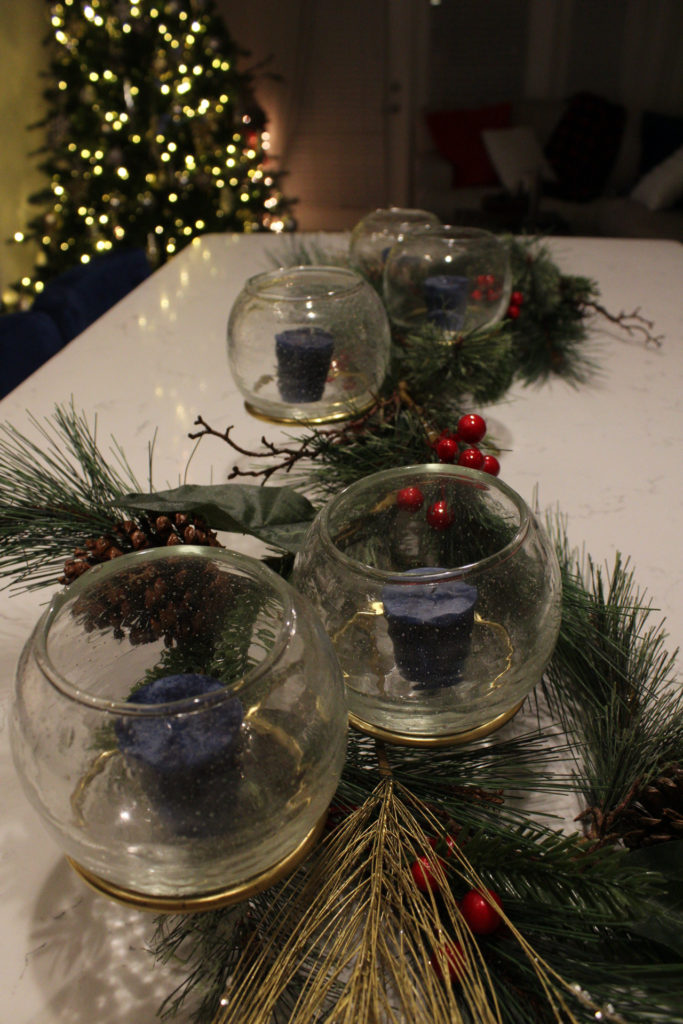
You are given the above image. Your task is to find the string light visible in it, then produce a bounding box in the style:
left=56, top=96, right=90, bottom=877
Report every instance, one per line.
left=9, top=0, right=293, bottom=301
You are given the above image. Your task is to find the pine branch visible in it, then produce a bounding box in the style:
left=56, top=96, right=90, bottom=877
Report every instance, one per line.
left=506, top=238, right=600, bottom=385
left=211, top=775, right=599, bottom=1024
left=544, top=514, right=682, bottom=845
left=395, top=321, right=516, bottom=409
left=0, top=401, right=143, bottom=589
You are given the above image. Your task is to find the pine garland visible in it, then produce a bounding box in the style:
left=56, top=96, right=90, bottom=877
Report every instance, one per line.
left=0, top=237, right=679, bottom=1023
left=193, top=235, right=660, bottom=501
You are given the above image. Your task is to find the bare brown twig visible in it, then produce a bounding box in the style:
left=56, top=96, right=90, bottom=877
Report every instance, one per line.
left=187, top=387, right=433, bottom=485
left=188, top=415, right=330, bottom=483
left=583, top=301, right=663, bottom=347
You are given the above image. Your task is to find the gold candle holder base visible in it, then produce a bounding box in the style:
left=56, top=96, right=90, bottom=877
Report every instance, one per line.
left=348, top=699, right=524, bottom=748
left=244, top=396, right=375, bottom=426
left=67, top=812, right=327, bottom=913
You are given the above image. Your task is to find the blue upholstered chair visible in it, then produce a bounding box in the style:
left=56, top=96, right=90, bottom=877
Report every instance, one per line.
left=0, top=310, right=64, bottom=399
left=1, top=247, right=151, bottom=398
left=32, top=248, right=151, bottom=344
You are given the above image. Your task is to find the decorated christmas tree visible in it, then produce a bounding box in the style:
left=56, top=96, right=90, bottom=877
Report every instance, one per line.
left=9, top=0, right=294, bottom=304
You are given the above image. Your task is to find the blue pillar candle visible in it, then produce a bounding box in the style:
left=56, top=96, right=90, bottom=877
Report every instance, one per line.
left=381, top=568, right=478, bottom=688
left=423, top=274, right=470, bottom=332
left=275, top=327, right=335, bottom=403
left=115, top=673, right=243, bottom=834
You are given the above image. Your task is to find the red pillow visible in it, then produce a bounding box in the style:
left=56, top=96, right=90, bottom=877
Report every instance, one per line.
left=425, top=103, right=512, bottom=187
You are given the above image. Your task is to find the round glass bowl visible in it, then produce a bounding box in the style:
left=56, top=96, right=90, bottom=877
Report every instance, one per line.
left=349, top=207, right=441, bottom=286
left=293, top=465, right=561, bottom=746
left=383, top=226, right=512, bottom=337
left=227, top=265, right=391, bottom=424
left=10, top=547, right=347, bottom=911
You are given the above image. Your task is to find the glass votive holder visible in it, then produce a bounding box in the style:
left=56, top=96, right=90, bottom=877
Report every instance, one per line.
left=292, top=465, right=562, bottom=746
left=227, top=265, right=391, bottom=424
left=383, top=225, right=512, bottom=337
left=349, top=207, right=441, bottom=286
left=10, top=546, right=347, bottom=911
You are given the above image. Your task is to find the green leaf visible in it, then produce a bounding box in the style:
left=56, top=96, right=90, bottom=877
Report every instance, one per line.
left=120, top=483, right=316, bottom=552
left=627, top=842, right=683, bottom=957
left=629, top=840, right=683, bottom=886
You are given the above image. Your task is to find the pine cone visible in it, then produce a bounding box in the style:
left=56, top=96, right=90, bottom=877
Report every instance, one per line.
left=59, top=512, right=221, bottom=585
left=72, top=556, right=249, bottom=650
left=619, top=764, right=683, bottom=848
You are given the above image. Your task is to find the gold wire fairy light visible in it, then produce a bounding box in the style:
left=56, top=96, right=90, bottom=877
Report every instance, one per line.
left=211, top=742, right=617, bottom=1024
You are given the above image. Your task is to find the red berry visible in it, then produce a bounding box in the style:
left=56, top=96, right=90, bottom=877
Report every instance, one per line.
left=426, top=500, right=454, bottom=529
left=457, top=413, right=486, bottom=444
left=476, top=274, right=487, bottom=287
left=481, top=454, right=500, bottom=476
left=396, top=486, right=424, bottom=511
left=410, top=855, right=443, bottom=893
left=510, top=290, right=524, bottom=306
left=486, top=287, right=501, bottom=302
left=435, top=437, right=458, bottom=463
left=460, top=888, right=503, bottom=935
left=430, top=942, right=467, bottom=984
left=470, top=288, right=483, bottom=301
left=430, top=833, right=458, bottom=857
left=507, top=304, right=520, bottom=319
left=458, top=447, right=484, bottom=470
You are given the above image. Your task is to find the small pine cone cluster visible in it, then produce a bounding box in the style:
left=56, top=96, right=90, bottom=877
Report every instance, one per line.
left=620, top=764, right=683, bottom=848
left=60, top=512, right=221, bottom=585
left=73, top=557, right=245, bottom=648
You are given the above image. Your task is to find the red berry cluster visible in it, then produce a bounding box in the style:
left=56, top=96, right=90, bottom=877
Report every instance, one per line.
left=470, top=273, right=502, bottom=304
left=506, top=289, right=524, bottom=320
left=396, top=489, right=459, bottom=531
left=396, top=413, right=501, bottom=528
left=408, top=837, right=505, bottom=986
left=433, top=413, right=500, bottom=478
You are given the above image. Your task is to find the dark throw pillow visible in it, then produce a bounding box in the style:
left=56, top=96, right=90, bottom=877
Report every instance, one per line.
left=544, top=92, right=626, bottom=201
left=639, top=110, right=683, bottom=176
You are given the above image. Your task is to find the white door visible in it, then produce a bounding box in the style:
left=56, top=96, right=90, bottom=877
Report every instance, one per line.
left=275, top=0, right=429, bottom=230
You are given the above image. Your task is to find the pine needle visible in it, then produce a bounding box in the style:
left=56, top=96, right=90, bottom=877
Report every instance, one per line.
left=545, top=512, right=682, bottom=841
left=0, top=401, right=143, bottom=589
left=212, top=773, right=622, bottom=1024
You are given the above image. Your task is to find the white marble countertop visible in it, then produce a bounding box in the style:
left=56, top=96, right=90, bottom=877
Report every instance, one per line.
left=0, top=232, right=681, bottom=1022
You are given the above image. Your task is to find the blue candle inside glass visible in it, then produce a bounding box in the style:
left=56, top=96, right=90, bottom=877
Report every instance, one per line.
left=116, top=673, right=243, bottom=834
left=423, top=274, right=469, bottom=331
left=381, top=568, right=478, bottom=688
left=275, top=326, right=335, bottom=403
